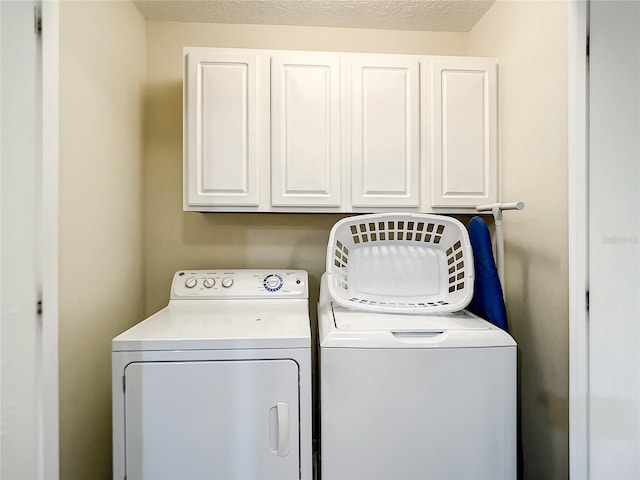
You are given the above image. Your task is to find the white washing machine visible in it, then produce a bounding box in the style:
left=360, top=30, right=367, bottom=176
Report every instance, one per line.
left=112, top=269, right=312, bottom=480
left=318, top=275, right=517, bottom=480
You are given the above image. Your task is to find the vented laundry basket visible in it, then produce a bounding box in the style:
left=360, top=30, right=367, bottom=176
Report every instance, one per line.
left=326, top=213, right=474, bottom=314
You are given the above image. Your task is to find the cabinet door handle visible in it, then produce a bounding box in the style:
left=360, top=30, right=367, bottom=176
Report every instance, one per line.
left=276, top=402, right=289, bottom=457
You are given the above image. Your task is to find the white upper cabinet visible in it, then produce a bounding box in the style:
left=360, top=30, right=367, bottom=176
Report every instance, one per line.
left=183, top=49, right=262, bottom=209
left=430, top=57, right=498, bottom=207
left=183, top=48, right=499, bottom=213
left=271, top=54, right=342, bottom=207
left=351, top=56, right=420, bottom=208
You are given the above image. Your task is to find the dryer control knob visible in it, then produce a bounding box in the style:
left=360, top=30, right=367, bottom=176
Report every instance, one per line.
left=185, top=277, right=197, bottom=289
left=203, top=278, right=215, bottom=288
left=221, top=277, right=234, bottom=288
left=263, top=274, right=283, bottom=292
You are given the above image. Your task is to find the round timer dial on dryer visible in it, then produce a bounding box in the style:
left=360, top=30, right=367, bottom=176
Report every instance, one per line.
left=185, top=277, right=198, bottom=289
left=203, top=278, right=215, bottom=289
left=263, top=274, right=283, bottom=292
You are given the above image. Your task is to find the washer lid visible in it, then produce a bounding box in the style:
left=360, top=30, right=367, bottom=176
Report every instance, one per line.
left=112, top=299, right=311, bottom=352
left=332, top=303, right=490, bottom=332
left=321, top=303, right=516, bottom=349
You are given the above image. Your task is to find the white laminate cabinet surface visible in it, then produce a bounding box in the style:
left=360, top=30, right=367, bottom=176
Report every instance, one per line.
left=271, top=54, right=342, bottom=207
left=183, top=48, right=499, bottom=213
left=431, top=56, right=498, bottom=207
left=184, top=50, right=262, bottom=209
left=351, top=56, right=420, bottom=208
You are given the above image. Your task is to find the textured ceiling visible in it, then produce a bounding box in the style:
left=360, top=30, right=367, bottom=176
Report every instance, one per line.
left=133, top=0, right=495, bottom=32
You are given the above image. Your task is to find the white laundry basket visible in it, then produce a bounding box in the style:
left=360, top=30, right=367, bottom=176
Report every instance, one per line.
left=326, top=213, right=475, bottom=314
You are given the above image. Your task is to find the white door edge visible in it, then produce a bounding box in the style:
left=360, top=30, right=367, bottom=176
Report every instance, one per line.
left=568, top=1, right=589, bottom=479
left=41, top=1, right=60, bottom=478
left=0, top=3, right=4, bottom=476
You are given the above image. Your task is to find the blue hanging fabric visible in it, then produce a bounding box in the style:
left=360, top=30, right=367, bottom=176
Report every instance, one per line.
left=467, top=216, right=509, bottom=331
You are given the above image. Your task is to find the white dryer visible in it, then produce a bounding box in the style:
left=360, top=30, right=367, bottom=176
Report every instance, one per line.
left=318, top=275, right=517, bottom=480
left=112, top=269, right=312, bottom=480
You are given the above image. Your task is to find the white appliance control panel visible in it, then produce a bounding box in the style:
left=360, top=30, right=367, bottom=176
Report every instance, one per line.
left=171, top=269, right=308, bottom=300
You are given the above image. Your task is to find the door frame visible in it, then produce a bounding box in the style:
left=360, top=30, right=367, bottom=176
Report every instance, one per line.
left=0, top=1, right=58, bottom=477
left=0, top=0, right=60, bottom=479
left=568, top=1, right=589, bottom=478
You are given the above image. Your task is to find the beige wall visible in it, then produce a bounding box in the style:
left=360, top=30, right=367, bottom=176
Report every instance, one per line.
left=59, top=1, right=146, bottom=478
left=144, top=22, right=468, bottom=316
left=468, top=2, right=569, bottom=479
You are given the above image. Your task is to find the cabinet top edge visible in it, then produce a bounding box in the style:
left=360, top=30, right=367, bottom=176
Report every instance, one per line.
left=182, top=46, right=498, bottom=63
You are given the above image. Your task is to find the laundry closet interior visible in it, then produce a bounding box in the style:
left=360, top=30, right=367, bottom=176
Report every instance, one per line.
left=57, top=1, right=569, bottom=479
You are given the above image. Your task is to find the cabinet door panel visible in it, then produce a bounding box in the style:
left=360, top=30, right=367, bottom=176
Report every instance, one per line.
left=271, top=55, right=341, bottom=206
left=184, top=51, right=259, bottom=207
left=431, top=57, right=498, bottom=207
left=351, top=57, right=420, bottom=207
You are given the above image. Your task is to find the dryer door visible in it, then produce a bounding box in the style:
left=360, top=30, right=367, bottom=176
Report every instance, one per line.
left=124, top=359, right=300, bottom=480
